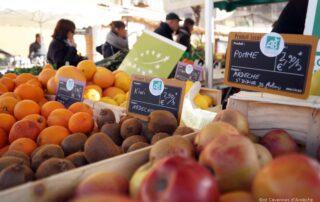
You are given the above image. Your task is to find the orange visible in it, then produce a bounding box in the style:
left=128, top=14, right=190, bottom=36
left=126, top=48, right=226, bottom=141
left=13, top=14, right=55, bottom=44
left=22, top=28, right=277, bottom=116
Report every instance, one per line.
left=14, top=83, right=44, bottom=102
left=14, top=100, right=41, bottom=120
left=37, top=126, right=69, bottom=145
left=0, top=128, right=8, bottom=149
left=38, top=68, right=56, bottom=87
left=47, top=108, right=73, bottom=128
left=114, top=71, right=131, bottom=92
left=0, top=96, right=19, bottom=114
left=0, top=145, right=9, bottom=156
left=14, top=73, right=36, bottom=86
left=68, top=112, right=94, bottom=133
left=3, top=73, right=17, bottom=80
left=0, top=77, right=15, bottom=92
left=42, top=63, right=54, bottom=70
left=0, top=92, right=21, bottom=100
left=54, top=65, right=86, bottom=83
left=83, top=85, right=102, bottom=101
left=23, top=114, right=47, bottom=131
left=41, top=101, right=65, bottom=118
left=68, top=102, right=93, bottom=116
left=0, top=113, right=16, bottom=133
left=8, top=138, right=37, bottom=156
left=93, top=67, right=114, bottom=88
left=38, top=97, right=48, bottom=107
left=102, top=87, right=125, bottom=98
left=9, top=119, right=41, bottom=143
left=27, top=78, right=42, bottom=88
left=47, top=77, right=58, bottom=95
left=77, top=60, right=97, bottom=81
left=0, top=83, right=8, bottom=95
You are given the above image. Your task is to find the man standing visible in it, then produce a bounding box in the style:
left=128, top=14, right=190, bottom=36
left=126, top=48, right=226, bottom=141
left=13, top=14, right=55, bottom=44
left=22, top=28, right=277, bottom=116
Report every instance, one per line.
left=29, top=33, right=46, bottom=60
left=177, top=18, right=195, bottom=53
left=154, top=12, right=181, bottom=40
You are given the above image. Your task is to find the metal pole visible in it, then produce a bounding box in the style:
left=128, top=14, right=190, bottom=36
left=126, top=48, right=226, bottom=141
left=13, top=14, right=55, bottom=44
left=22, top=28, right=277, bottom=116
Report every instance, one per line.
left=205, top=0, right=214, bottom=88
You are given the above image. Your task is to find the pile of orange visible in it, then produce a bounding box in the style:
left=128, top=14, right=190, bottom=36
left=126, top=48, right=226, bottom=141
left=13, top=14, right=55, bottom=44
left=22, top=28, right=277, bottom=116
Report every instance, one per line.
left=0, top=65, right=95, bottom=157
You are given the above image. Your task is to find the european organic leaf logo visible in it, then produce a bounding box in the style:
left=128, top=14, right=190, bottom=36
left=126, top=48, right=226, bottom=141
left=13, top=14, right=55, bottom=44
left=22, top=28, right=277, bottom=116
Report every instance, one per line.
left=265, top=36, right=281, bottom=50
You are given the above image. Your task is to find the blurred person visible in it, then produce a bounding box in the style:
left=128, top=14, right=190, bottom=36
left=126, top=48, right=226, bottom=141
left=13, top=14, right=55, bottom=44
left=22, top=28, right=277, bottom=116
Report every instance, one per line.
left=176, top=18, right=195, bottom=53
left=272, top=0, right=309, bottom=34
left=47, top=19, right=84, bottom=68
left=28, top=33, right=46, bottom=59
left=154, top=12, right=181, bottom=40
left=96, top=21, right=129, bottom=58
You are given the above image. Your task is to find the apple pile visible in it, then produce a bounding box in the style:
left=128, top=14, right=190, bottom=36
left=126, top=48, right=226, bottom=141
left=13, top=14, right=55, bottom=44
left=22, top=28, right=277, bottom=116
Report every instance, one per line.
left=69, top=109, right=320, bottom=202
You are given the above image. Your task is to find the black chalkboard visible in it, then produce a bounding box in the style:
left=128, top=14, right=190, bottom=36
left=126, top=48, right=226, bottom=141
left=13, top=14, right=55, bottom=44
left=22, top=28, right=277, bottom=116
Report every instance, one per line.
left=225, top=32, right=318, bottom=99
left=55, top=77, right=85, bottom=108
left=175, top=62, right=202, bottom=82
left=128, top=78, right=184, bottom=120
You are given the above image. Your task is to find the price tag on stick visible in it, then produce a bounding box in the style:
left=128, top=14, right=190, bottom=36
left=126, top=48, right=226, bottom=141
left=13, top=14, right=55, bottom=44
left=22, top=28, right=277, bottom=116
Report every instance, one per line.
left=175, top=62, right=203, bottom=82
left=56, top=77, right=85, bottom=107
left=224, top=32, right=318, bottom=99
left=127, top=75, right=185, bottom=121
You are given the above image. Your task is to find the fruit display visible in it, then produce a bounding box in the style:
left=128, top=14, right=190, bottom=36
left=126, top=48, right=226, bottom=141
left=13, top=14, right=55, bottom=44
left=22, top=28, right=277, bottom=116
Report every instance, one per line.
left=185, top=80, right=216, bottom=110
left=47, top=108, right=319, bottom=202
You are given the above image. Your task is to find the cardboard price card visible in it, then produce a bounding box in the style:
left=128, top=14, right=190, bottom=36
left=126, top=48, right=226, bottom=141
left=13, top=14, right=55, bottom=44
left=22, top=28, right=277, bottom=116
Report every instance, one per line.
left=127, top=75, right=185, bottom=121
left=174, top=62, right=203, bottom=82
left=55, top=77, right=85, bottom=107
left=118, top=30, right=186, bottom=78
left=224, top=32, right=318, bottom=99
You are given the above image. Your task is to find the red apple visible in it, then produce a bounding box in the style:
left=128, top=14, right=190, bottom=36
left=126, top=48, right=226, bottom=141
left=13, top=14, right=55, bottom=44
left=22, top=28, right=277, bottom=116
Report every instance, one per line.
left=199, top=135, right=260, bottom=193
left=260, top=129, right=299, bottom=157
left=252, top=154, right=320, bottom=200
left=139, top=156, right=220, bottom=202
left=194, top=122, right=240, bottom=152
left=72, top=194, right=134, bottom=202
left=75, top=172, right=128, bottom=198
left=220, top=191, right=254, bottom=202
left=213, top=109, right=249, bottom=136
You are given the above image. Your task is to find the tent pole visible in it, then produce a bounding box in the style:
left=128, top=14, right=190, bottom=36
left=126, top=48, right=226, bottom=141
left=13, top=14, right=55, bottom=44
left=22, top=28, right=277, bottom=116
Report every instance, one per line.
left=205, top=0, right=214, bottom=88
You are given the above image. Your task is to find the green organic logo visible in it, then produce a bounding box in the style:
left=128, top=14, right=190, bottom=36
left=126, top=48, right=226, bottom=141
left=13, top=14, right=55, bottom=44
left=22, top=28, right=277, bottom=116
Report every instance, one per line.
left=153, top=80, right=162, bottom=91
left=265, top=36, right=281, bottom=50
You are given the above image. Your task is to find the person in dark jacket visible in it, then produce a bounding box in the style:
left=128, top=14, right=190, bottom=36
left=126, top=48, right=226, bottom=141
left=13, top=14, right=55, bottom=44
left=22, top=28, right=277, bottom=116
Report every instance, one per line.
left=176, top=18, right=195, bottom=53
left=29, top=33, right=46, bottom=60
left=272, top=0, right=309, bottom=34
left=47, top=19, right=84, bottom=68
left=154, top=12, right=181, bottom=40
left=96, top=21, right=129, bottom=58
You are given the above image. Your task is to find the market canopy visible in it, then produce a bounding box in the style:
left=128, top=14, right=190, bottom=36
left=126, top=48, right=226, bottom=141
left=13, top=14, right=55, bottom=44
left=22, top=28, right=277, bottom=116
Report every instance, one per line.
left=214, top=0, right=288, bottom=12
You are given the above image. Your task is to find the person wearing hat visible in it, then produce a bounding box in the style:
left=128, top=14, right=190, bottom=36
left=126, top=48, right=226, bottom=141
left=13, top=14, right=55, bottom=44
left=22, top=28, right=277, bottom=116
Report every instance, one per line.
left=176, top=18, right=195, bottom=53
left=154, top=12, right=181, bottom=40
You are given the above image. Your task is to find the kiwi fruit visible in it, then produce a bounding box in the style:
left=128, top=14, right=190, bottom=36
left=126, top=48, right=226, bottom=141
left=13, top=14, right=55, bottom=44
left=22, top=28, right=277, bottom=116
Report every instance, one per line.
left=65, top=152, right=88, bottom=168
left=119, top=115, right=132, bottom=127
left=0, top=156, right=30, bottom=172
left=36, top=158, right=75, bottom=179
left=84, top=133, right=122, bottom=163
left=149, top=136, right=195, bottom=161
left=60, top=133, right=87, bottom=156
left=96, top=109, right=116, bottom=129
left=122, top=135, right=147, bottom=153
left=127, top=142, right=150, bottom=153
left=151, top=133, right=170, bottom=144
left=0, top=163, right=34, bottom=190
left=2, top=150, right=30, bottom=165
left=31, top=144, right=64, bottom=171
left=173, top=127, right=195, bottom=136
left=148, top=110, right=178, bottom=135
left=100, top=123, right=123, bottom=146
left=120, top=118, right=143, bottom=139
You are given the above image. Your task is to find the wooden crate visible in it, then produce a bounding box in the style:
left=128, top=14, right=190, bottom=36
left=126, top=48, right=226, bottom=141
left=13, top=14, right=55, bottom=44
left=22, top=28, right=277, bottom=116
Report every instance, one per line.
left=0, top=133, right=196, bottom=202
left=227, top=92, right=320, bottom=157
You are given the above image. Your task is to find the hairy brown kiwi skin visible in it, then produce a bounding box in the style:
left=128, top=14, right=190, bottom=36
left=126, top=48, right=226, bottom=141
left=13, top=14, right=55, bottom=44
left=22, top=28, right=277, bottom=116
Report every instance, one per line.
left=151, top=133, right=170, bottom=145
left=120, top=118, right=143, bottom=139
left=148, top=110, right=178, bottom=135
left=100, top=123, right=123, bottom=146
left=0, top=156, right=30, bottom=172
left=121, top=135, right=147, bottom=153
left=60, top=133, right=87, bottom=156
left=173, top=127, right=195, bottom=136
left=65, top=152, right=88, bottom=168
left=31, top=144, right=64, bottom=171
left=127, top=142, right=150, bottom=153
left=96, top=109, right=116, bottom=129
left=0, top=163, right=34, bottom=190
left=35, top=158, right=75, bottom=179
left=2, top=150, right=30, bottom=165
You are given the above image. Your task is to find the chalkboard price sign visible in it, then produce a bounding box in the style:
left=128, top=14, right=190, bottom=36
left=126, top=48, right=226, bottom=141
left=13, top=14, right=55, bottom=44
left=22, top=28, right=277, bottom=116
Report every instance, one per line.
left=175, top=62, right=202, bottom=82
left=56, top=77, right=85, bottom=107
left=127, top=75, right=185, bottom=121
left=225, top=32, right=318, bottom=99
